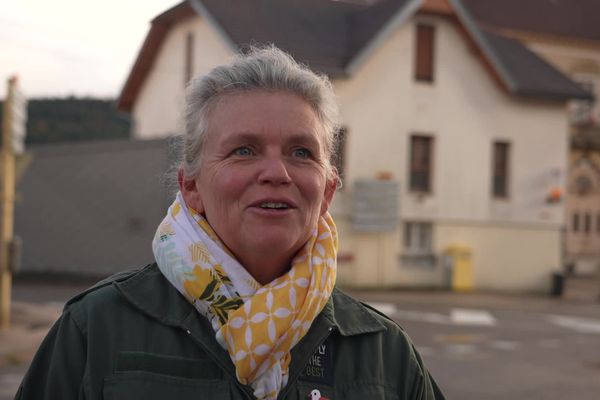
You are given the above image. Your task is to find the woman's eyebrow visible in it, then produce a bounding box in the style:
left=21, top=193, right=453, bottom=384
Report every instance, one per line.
left=219, top=131, right=260, bottom=147
left=285, top=133, right=320, bottom=148
left=220, top=131, right=321, bottom=148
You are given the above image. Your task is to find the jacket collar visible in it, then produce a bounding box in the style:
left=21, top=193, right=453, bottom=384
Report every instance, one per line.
left=115, top=264, right=386, bottom=337
left=115, top=263, right=193, bottom=327
left=328, top=288, right=386, bottom=336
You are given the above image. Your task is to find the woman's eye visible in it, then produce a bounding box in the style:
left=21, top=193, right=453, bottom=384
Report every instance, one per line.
left=233, top=147, right=254, bottom=156
left=292, top=148, right=311, bottom=158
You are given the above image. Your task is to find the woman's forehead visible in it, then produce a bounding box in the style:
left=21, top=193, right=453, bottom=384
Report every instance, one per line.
left=205, top=90, right=326, bottom=145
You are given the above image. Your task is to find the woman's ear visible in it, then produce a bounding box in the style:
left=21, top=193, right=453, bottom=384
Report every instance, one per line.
left=320, top=169, right=338, bottom=217
left=178, top=168, right=204, bottom=214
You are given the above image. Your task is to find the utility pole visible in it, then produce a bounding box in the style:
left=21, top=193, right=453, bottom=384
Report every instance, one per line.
left=1, top=76, right=26, bottom=330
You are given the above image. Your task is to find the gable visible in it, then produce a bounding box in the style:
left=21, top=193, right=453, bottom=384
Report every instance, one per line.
left=117, top=0, right=592, bottom=113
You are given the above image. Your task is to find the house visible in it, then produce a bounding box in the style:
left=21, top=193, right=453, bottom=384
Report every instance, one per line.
left=117, top=0, right=592, bottom=291
left=568, top=125, right=600, bottom=274
left=459, top=0, right=600, bottom=276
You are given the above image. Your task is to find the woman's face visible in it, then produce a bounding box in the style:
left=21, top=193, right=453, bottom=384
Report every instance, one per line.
left=181, top=90, right=336, bottom=274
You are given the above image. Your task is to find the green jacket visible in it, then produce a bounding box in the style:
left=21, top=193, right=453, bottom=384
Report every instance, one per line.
left=16, top=264, right=444, bottom=400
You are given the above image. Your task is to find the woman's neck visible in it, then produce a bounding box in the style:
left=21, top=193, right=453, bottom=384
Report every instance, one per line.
left=241, top=254, right=292, bottom=286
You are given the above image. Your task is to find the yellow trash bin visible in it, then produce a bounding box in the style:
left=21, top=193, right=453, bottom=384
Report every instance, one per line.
left=444, top=245, right=473, bottom=292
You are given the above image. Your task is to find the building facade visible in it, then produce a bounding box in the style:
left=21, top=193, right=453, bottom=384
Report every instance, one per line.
left=117, top=0, right=592, bottom=291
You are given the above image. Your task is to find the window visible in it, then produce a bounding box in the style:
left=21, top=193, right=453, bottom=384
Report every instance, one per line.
left=409, top=135, right=433, bottom=193
left=415, top=24, right=435, bottom=82
left=573, top=213, right=580, bottom=232
left=570, top=79, right=595, bottom=125
left=332, top=127, right=347, bottom=188
left=574, top=175, right=593, bottom=195
left=404, top=222, right=433, bottom=254
left=492, top=141, right=510, bottom=198
left=184, top=32, right=194, bottom=86
left=584, top=213, right=592, bottom=234
left=402, top=222, right=436, bottom=266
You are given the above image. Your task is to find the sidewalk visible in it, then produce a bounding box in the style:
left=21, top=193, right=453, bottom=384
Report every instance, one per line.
left=0, top=302, right=61, bottom=369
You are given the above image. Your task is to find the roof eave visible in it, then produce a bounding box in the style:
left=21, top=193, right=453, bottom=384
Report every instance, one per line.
left=116, top=1, right=196, bottom=113
left=515, top=89, right=595, bottom=103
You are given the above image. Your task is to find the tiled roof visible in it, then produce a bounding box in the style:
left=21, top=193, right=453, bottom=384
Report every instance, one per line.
left=15, top=139, right=175, bottom=277
left=480, top=29, right=594, bottom=101
left=449, top=0, right=593, bottom=101
left=117, top=0, right=593, bottom=111
left=191, top=0, right=418, bottom=75
left=461, top=0, right=600, bottom=43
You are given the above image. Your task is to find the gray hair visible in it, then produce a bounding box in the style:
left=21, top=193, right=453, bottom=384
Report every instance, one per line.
left=179, top=45, right=341, bottom=180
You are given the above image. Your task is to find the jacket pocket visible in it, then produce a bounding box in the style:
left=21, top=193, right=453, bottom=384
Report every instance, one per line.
left=114, top=351, right=223, bottom=380
left=103, top=371, right=230, bottom=399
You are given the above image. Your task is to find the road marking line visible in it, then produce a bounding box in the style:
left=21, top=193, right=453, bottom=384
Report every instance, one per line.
left=366, top=302, right=397, bottom=316
left=395, top=310, right=451, bottom=324
left=434, top=334, right=485, bottom=344
left=450, top=308, right=497, bottom=326
left=490, top=340, right=519, bottom=351
left=547, top=315, right=600, bottom=334
left=390, top=308, right=497, bottom=326
left=445, top=343, right=478, bottom=355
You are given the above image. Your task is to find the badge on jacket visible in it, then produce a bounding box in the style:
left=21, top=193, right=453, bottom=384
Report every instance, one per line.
left=308, top=388, right=330, bottom=400
left=300, top=337, right=334, bottom=385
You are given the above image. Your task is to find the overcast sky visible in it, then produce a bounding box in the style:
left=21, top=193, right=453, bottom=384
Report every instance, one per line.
left=0, top=0, right=179, bottom=99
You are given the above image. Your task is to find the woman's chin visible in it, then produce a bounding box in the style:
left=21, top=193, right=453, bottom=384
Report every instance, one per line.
left=244, top=230, right=306, bottom=259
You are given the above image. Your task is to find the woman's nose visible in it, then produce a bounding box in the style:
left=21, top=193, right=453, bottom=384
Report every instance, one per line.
left=258, top=156, right=292, bottom=185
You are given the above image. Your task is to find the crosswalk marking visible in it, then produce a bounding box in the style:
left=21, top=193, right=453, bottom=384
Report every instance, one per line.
left=546, top=315, right=600, bottom=334
left=366, top=302, right=397, bottom=316
left=489, top=340, right=519, bottom=351
left=375, top=305, right=498, bottom=327
left=450, top=309, right=497, bottom=326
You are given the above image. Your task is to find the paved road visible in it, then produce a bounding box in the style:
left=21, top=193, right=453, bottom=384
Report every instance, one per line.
left=350, top=290, right=600, bottom=400
left=4, top=280, right=600, bottom=399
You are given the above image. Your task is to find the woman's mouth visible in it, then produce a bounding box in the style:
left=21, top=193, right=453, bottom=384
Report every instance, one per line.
left=260, top=202, right=290, bottom=210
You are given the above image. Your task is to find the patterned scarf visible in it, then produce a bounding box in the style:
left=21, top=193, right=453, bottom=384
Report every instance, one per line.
left=152, top=192, right=338, bottom=399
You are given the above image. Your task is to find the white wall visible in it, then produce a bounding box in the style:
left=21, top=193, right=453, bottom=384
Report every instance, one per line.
left=132, top=16, right=234, bottom=139
left=334, top=16, right=567, bottom=225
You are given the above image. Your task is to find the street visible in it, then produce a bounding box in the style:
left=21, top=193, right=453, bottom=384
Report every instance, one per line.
left=3, top=280, right=600, bottom=399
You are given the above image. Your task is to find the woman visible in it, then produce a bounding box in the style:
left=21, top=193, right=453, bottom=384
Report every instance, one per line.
left=17, top=46, right=444, bottom=400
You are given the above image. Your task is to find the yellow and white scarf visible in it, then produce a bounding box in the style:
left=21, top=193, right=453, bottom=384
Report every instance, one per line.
left=152, top=192, right=338, bottom=399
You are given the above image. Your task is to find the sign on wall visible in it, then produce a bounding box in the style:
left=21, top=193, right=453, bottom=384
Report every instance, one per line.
left=352, top=179, right=399, bottom=232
